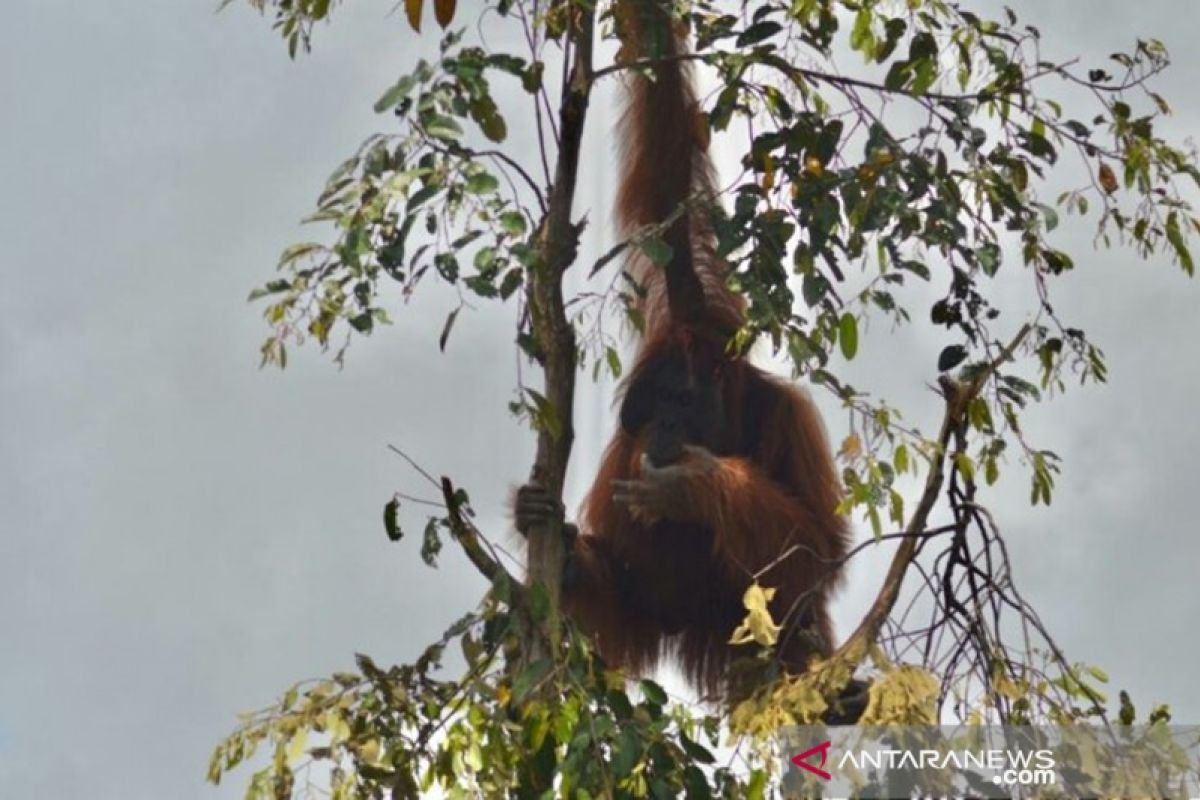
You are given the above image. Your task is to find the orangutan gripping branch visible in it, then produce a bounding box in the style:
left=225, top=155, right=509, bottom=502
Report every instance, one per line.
left=516, top=0, right=850, bottom=701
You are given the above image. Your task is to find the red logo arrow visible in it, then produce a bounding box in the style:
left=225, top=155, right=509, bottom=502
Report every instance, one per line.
left=791, top=740, right=832, bottom=781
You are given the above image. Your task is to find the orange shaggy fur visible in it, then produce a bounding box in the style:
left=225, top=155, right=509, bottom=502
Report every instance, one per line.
left=560, top=1, right=850, bottom=700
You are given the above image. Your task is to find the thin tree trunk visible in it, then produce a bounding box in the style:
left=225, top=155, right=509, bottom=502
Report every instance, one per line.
left=524, top=3, right=595, bottom=661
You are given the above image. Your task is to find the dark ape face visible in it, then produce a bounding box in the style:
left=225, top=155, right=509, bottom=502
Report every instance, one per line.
left=619, top=351, right=726, bottom=468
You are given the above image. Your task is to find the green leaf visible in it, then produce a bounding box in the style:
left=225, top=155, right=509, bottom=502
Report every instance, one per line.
left=521, top=62, right=544, bottom=94
left=899, top=259, right=931, bottom=280
left=248, top=279, right=293, bottom=302
left=679, top=731, right=716, bottom=764
left=801, top=272, right=829, bottom=307
left=850, top=9, right=874, bottom=56
left=1116, top=692, right=1137, bottom=725
left=405, top=184, right=441, bottom=213
left=278, top=242, right=324, bottom=268
left=938, top=345, right=968, bottom=372
left=1166, top=211, right=1195, bottom=275
left=639, top=680, right=667, bottom=705
left=968, top=396, right=993, bottom=431
left=373, top=75, right=416, bottom=113
left=425, top=115, right=463, bottom=141
left=469, top=96, right=508, bottom=143
left=747, top=768, right=768, bottom=800
left=420, top=517, right=442, bottom=565
left=472, top=245, right=497, bottom=271
left=605, top=346, right=622, bottom=379
left=384, top=496, right=403, bottom=542
left=954, top=452, right=976, bottom=482
left=439, top=307, right=460, bottom=351
left=611, top=728, right=642, bottom=778
left=976, top=243, right=1001, bottom=277
left=639, top=236, right=673, bottom=267
left=1035, top=202, right=1059, bottom=232
left=737, top=20, right=782, bottom=47
left=465, top=172, right=500, bottom=194
left=498, top=267, right=523, bottom=298
left=525, top=388, right=562, bottom=440
left=683, top=766, right=711, bottom=797
left=838, top=313, right=858, bottom=360
left=512, top=658, right=552, bottom=702
left=499, top=211, right=527, bottom=236
left=884, top=60, right=911, bottom=91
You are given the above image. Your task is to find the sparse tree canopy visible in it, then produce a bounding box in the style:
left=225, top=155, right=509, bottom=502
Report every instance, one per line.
left=212, top=1, right=1197, bottom=797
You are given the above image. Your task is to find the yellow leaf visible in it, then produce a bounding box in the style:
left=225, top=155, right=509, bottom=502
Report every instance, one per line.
left=326, top=712, right=351, bottom=746
left=761, top=155, right=776, bottom=191
left=286, top=730, right=308, bottom=765
left=465, top=741, right=483, bottom=771
left=433, top=0, right=455, bottom=28
left=404, top=0, right=423, bottom=32
left=745, top=583, right=775, bottom=612
left=993, top=673, right=1025, bottom=700
left=729, top=584, right=781, bottom=647
left=859, top=665, right=940, bottom=725
left=780, top=678, right=828, bottom=723
left=840, top=432, right=863, bottom=461
left=359, top=738, right=382, bottom=766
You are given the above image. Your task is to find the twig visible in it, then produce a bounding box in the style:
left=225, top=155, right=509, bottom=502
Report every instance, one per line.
left=439, top=477, right=521, bottom=597
left=830, top=324, right=1031, bottom=669
left=387, top=443, right=441, bottom=489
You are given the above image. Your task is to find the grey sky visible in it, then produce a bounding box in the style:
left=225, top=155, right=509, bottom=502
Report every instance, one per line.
left=1, top=2, right=1198, bottom=797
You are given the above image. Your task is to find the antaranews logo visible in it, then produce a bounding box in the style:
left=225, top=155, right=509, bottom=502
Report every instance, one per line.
left=790, top=741, right=833, bottom=781
left=782, top=725, right=1200, bottom=799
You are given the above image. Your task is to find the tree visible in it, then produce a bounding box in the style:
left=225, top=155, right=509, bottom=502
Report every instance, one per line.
left=210, top=0, right=1198, bottom=796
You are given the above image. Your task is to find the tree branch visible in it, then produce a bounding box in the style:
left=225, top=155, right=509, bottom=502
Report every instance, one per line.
left=439, top=477, right=511, bottom=585
left=831, top=324, right=1032, bottom=670
left=522, top=2, right=595, bottom=659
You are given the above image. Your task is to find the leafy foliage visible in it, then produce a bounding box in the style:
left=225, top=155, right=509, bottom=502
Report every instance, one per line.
left=210, top=520, right=766, bottom=799
left=247, top=29, right=546, bottom=369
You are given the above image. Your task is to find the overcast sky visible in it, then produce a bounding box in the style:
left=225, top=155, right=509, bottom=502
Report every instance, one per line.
left=1, top=2, right=1198, bottom=797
